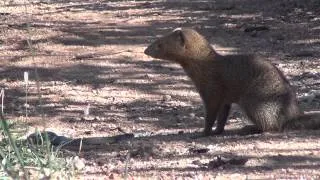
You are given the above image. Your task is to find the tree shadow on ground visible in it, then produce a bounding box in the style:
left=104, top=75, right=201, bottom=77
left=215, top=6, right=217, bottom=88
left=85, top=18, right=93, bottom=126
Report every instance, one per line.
left=41, top=129, right=320, bottom=174
left=1, top=59, right=205, bottom=131
left=42, top=129, right=320, bottom=153
left=1, top=0, right=320, bottom=135
left=3, top=0, right=320, bottom=54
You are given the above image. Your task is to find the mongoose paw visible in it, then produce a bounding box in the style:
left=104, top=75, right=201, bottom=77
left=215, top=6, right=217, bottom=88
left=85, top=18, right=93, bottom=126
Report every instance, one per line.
left=203, top=128, right=224, bottom=136
left=203, top=129, right=214, bottom=136
left=190, top=129, right=224, bottom=139
left=211, top=129, right=224, bottom=135
left=239, top=125, right=262, bottom=135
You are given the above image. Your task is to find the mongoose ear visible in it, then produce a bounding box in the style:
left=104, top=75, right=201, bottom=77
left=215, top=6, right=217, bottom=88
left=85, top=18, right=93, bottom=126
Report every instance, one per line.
left=173, top=30, right=185, bottom=47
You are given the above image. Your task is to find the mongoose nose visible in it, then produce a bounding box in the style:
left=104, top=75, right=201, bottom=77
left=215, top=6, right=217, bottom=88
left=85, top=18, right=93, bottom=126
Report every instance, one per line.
left=144, top=47, right=151, bottom=56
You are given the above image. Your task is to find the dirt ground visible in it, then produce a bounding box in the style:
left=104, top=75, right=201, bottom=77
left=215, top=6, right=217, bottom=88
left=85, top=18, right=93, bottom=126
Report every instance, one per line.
left=1, top=0, right=320, bottom=179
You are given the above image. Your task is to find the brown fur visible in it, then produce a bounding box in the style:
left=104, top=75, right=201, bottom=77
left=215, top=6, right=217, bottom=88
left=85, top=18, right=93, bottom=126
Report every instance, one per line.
left=144, top=28, right=320, bottom=136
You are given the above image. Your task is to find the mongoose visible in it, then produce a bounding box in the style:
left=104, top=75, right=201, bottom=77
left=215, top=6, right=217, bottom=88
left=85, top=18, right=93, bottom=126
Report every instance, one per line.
left=144, top=28, right=320, bottom=136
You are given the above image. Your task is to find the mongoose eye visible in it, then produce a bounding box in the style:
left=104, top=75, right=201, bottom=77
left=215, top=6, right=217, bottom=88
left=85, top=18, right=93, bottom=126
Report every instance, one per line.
left=157, top=43, right=162, bottom=49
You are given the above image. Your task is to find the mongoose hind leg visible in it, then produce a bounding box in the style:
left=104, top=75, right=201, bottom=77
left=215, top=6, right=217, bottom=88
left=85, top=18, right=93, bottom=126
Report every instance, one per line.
left=240, top=99, right=282, bottom=132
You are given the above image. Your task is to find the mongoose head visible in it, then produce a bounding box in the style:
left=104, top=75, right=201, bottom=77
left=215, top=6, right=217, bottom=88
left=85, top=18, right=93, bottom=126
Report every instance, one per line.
left=144, top=28, right=214, bottom=63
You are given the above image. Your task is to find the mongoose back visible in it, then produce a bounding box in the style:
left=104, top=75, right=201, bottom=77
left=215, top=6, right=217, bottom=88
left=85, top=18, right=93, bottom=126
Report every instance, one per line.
left=144, top=28, right=320, bottom=136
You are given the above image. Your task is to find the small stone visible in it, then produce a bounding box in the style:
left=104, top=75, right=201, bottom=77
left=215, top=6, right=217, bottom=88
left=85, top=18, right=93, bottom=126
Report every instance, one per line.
left=162, top=94, right=172, bottom=102
left=244, top=25, right=269, bottom=32
left=294, top=51, right=314, bottom=57
left=207, top=145, right=216, bottom=150
left=192, top=160, right=202, bottom=166
left=81, top=116, right=95, bottom=121
left=84, top=130, right=92, bottom=135
left=73, top=156, right=85, bottom=170
left=43, top=168, right=51, bottom=177
left=189, top=113, right=196, bottom=118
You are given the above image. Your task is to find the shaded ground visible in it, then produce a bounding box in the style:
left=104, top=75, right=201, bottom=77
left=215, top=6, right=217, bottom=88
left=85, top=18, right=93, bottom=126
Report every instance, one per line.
left=1, top=0, right=320, bottom=179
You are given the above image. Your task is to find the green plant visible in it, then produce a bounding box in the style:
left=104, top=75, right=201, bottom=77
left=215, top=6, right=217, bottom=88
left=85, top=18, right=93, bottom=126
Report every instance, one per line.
left=0, top=113, right=80, bottom=179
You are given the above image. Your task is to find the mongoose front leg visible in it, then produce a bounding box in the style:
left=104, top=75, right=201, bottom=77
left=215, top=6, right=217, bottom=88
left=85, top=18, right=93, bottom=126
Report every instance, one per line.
left=203, top=100, right=223, bottom=136
left=212, top=104, right=231, bottom=135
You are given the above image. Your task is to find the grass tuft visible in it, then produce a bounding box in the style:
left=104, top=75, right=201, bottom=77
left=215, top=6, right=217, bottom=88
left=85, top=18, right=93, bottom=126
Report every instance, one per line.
left=0, top=117, right=79, bottom=179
